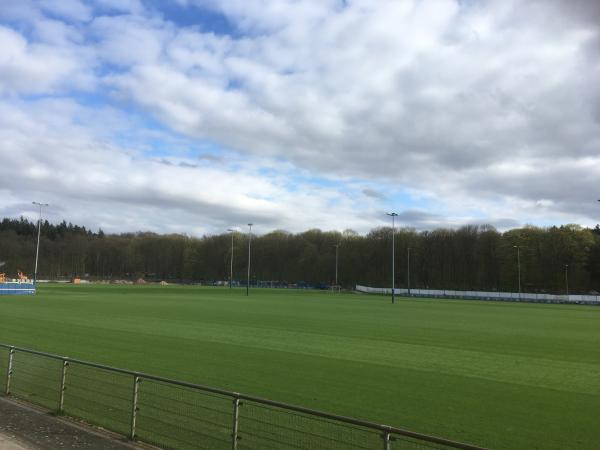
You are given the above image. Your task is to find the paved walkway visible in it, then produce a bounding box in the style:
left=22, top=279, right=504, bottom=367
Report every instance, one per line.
left=0, top=397, right=145, bottom=450
left=0, top=432, right=30, bottom=450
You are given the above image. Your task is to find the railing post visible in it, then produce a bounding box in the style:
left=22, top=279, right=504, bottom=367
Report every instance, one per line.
left=5, top=347, right=14, bottom=395
left=58, top=359, right=68, bottom=413
left=382, top=430, right=391, bottom=450
left=130, top=375, right=140, bottom=440
left=231, top=395, right=240, bottom=450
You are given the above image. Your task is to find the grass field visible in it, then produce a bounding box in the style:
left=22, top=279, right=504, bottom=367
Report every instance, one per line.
left=0, top=284, right=599, bottom=449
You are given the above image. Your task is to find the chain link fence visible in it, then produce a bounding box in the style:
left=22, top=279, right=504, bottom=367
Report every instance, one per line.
left=1, top=343, right=487, bottom=450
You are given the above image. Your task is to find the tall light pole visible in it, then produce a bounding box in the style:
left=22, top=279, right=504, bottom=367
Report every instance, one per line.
left=387, top=212, right=398, bottom=304
left=227, top=229, right=235, bottom=288
left=565, top=264, right=569, bottom=296
left=32, top=202, right=48, bottom=284
left=246, top=223, right=253, bottom=296
left=333, top=243, right=339, bottom=289
left=407, top=247, right=411, bottom=296
left=513, top=245, right=521, bottom=297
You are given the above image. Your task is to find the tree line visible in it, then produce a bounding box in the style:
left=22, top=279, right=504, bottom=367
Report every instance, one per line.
left=1, top=217, right=599, bottom=294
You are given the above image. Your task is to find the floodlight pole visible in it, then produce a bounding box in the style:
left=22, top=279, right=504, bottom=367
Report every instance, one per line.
left=513, top=245, right=521, bottom=298
left=565, top=264, right=569, bottom=296
left=334, top=244, right=339, bottom=288
left=227, top=229, right=235, bottom=289
left=407, top=247, right=411, bottom=296
left=387, top=213, right=398, bottom=304
left=246, top=224, right=253, bottom=296
left=32, top=202, right=48, bottom=284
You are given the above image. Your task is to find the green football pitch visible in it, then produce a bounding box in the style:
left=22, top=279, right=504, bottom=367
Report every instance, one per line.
left=0, top=284, right=599, bottom=450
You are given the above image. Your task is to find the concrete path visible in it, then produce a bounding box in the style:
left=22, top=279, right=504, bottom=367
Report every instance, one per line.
left=0, top=397, right=146, bottom=450
left=0, top=432, right=30, bottom=450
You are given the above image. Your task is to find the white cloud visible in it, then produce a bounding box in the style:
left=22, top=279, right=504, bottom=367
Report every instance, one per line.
left=0, top=98, right=379, bottom=234
left=38, top=0, right=92, bottom=22
left=0, top=25, right=93, bottom=94
left=1, top=0, right=599, bottom=232
left=91, top=15, right=173, bottom=66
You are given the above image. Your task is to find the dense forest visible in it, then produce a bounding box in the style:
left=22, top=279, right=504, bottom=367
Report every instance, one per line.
left=1, top=217, right=599, bottom=294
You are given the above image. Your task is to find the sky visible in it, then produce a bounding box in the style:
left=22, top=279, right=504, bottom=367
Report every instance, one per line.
left=0, top=0, right=599, bottom=236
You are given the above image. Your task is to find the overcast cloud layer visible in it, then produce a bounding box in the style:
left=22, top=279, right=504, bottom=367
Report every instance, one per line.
left=1, top=0, right=599, bottom=235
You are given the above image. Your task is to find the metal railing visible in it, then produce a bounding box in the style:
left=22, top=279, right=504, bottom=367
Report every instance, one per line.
left=0, top=344, right=487, bottom=450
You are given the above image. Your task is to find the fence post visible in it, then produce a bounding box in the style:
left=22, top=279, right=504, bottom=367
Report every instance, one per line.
left=5, top=347, right=14, bottom=395
left=382, top=430, right=391, bottom=450
left=130, top=375, right=140, bottom=440
left=231, top=395, right=240, bottom=450
left=58, top=359, right=68, bottom=413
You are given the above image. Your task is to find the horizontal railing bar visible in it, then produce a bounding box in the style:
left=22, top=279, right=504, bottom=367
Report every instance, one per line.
left=0, top=343, right=487, bottom=450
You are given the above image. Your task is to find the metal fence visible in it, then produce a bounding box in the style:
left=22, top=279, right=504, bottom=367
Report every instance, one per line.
left=356, top=285, right=600, bottom=305
left=0, top=344, right=487, bottom=450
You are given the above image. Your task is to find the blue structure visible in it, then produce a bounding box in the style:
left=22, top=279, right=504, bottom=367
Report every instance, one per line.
left=0, top=282, right=36, bottom=295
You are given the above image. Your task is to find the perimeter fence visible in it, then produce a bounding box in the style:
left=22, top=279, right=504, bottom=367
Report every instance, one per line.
left=0, top=344, right=487, bottom=450
left=356, top=285, right=600, bottom=305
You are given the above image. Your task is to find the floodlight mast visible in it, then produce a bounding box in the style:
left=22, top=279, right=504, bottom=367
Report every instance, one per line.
left=407, top=247, right=411, bottom=296
left=333, top=243, right=339, bottom=289
left=513, top=245, right=521, bottom=298
left=387, top=212, right=398, bottom=304
left=246, top=224, right=253, bottom=296
left=32, top=202, right=48, bottom=285
left=227, top=229, right=235, bottom=289
left=565, top=264, right=569, bottom=296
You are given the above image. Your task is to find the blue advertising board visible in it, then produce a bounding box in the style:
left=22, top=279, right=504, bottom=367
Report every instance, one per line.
left=0, top=282, right=36, bottom=295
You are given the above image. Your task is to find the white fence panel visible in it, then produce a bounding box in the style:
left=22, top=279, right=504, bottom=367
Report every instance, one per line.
left=356, top=285, right=600, bottom=304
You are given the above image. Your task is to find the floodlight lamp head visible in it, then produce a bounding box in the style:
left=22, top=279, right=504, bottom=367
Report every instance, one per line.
left=386, top=212, right=398, bottom=217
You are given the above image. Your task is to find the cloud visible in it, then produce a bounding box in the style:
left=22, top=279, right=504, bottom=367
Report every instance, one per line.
left=362, top=188, right=385, bottom=200
left=92, top=0, right=145, bottom=15
left=0, top=98, right=378, bottom=234
left=0, top=26, right=93, bottom=94
left=0, top=0, right=599, bottom=233
left=178, top=161, right=198, bottom=168
left=91, top=14, right=173, bottom=66
left=38, top=0, right=92, bottom=22
left=198, top=153, right=223, bottom=163
left=95, top=1, right=599, bottom=223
